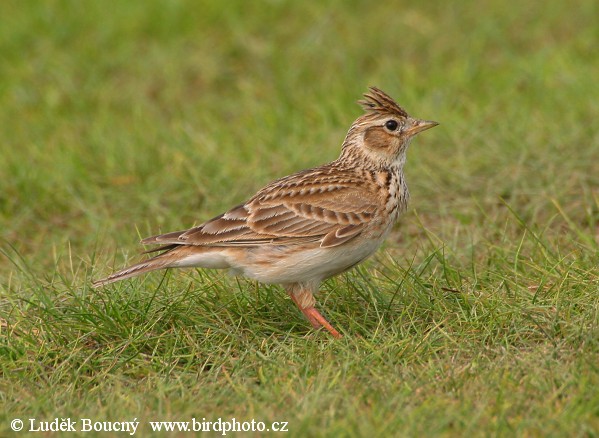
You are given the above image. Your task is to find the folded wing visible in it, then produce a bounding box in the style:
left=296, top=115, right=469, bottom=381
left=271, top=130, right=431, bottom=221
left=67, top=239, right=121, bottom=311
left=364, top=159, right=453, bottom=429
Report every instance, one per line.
left=142, top=167, right=379, bottom=249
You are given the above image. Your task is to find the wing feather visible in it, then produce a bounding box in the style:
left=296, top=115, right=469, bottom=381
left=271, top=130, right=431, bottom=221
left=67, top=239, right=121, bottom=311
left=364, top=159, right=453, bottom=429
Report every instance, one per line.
left=141, top=166, right=382, bottom=249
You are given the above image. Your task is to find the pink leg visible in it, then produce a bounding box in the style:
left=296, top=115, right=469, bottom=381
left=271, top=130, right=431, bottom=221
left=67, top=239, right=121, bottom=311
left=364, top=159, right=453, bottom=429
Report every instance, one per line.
left=288, top=287, right=342, bottom=339
left=302, top=307, right=342, bottom=339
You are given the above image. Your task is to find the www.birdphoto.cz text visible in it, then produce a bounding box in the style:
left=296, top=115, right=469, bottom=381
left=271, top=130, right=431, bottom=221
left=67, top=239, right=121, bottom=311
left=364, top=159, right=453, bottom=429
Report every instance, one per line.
left=11, top=417, right=289, bottom=434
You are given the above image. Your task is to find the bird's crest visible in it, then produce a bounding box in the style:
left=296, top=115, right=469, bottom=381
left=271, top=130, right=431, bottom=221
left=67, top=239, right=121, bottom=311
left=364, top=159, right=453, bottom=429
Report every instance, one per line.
left=358, top=87, right=408, bottom=118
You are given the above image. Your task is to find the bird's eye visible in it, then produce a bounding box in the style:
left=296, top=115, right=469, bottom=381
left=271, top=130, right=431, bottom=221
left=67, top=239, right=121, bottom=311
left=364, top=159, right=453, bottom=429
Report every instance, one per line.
left=385, top=120, right=398, bottom=131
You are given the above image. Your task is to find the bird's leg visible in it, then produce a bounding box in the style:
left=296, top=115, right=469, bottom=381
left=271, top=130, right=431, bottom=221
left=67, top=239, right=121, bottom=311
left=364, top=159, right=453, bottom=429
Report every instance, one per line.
left=287, top=286, right=342, bottom=339
left=288, top=292, right=321, bottom=328
left=302, top=307, right=342, bottom=339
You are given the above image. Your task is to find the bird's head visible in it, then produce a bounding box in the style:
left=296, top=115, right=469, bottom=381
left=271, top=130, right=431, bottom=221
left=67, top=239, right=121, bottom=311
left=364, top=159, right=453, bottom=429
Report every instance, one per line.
left=339, top=87, right=438, bottom=169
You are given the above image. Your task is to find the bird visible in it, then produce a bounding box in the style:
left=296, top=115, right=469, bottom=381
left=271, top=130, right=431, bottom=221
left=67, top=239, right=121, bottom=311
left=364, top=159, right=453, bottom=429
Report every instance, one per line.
left=93, top=87, right=438, bottom=338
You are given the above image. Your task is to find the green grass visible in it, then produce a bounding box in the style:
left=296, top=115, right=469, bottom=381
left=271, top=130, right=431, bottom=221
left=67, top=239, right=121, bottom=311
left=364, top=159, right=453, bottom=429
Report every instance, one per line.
left=1, top=0, right=598, bottom=436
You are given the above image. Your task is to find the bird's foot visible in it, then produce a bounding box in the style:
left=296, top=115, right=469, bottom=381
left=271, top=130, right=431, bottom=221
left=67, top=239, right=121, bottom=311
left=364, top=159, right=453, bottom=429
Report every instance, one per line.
left=301, top=306, right=342, bottom=339
left=288, top=287, right=342, bottom=339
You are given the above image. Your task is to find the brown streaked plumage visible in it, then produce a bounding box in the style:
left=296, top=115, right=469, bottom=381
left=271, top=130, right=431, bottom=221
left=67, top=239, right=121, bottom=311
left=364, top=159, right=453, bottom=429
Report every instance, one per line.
left=93, top=87, right=438, bottom=338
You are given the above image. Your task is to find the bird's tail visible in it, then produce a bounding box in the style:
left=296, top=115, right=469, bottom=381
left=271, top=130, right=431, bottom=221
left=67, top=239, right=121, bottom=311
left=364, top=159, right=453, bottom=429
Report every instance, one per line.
left=92, top=246, right=176, bottom=288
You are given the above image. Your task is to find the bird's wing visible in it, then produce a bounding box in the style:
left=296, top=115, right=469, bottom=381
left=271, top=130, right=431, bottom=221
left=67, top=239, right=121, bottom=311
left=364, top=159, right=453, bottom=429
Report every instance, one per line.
left=141, top=167, right=381, bottom=249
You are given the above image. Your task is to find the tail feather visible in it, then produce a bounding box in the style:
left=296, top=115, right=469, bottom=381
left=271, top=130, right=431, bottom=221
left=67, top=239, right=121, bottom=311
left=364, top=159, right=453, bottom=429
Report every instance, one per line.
left=92, top=254, right=171, bottom=288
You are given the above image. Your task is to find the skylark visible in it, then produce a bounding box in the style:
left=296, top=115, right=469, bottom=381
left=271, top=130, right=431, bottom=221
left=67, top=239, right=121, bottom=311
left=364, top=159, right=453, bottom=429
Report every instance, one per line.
left=93, top=87, right=438, bottom=338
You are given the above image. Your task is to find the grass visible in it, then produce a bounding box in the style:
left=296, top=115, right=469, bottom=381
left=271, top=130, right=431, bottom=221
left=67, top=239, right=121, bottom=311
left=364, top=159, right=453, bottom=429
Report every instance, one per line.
left=1, top=0, right=598, bottom=436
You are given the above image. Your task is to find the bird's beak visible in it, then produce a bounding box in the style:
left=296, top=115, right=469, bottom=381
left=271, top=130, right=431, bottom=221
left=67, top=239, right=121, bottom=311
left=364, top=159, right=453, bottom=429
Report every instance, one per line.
left=405, top=119, right=439, bottom=137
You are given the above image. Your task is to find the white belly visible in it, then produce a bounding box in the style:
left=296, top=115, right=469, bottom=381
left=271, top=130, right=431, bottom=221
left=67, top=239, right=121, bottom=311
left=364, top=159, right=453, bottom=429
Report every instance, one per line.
left=169, top=219, right=393, bottom=286
left=228, top=237, right=385, bottom=285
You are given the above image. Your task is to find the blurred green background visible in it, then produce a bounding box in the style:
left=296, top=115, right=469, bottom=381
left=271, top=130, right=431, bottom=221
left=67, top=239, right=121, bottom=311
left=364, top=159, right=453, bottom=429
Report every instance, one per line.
left=1, top=0, right=597, bottom=436
left=1, top=0, right=595, bottom=262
